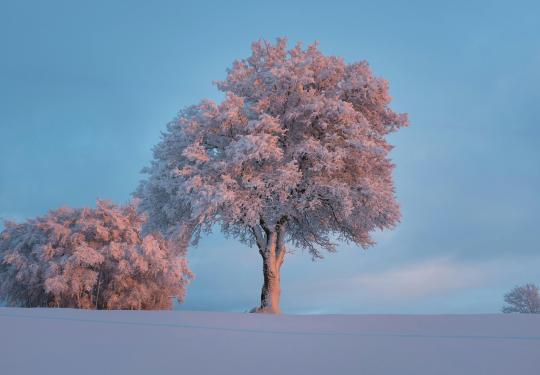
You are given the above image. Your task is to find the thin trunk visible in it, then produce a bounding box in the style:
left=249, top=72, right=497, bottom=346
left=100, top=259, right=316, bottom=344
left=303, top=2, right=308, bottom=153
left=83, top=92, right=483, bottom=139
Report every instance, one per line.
left=95, top=269, right=101, bottom=309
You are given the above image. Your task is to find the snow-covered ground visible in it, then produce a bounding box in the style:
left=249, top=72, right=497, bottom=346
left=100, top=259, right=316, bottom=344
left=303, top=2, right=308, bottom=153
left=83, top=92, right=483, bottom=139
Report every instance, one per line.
left=0, top=308, right=538, bottom=374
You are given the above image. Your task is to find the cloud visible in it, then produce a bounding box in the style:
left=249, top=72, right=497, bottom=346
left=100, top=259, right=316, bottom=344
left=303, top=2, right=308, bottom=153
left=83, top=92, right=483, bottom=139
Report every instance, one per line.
left=347, top=258, right=494, bottom=300
left=289, top=257, right=503, bottom=305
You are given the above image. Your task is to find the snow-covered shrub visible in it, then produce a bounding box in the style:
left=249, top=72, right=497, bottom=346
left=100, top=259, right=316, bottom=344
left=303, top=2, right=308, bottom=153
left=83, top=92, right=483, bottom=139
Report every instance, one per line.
left=502, top=284, right=540, bottom=313
left=0, top=200, right=192, bottom=309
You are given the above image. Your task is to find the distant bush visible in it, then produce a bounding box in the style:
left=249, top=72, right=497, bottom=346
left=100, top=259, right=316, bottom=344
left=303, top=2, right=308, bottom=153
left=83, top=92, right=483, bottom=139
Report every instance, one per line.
left=502, top=284, right=540, bottom=314
left=0, top=200, right=192, bottom=309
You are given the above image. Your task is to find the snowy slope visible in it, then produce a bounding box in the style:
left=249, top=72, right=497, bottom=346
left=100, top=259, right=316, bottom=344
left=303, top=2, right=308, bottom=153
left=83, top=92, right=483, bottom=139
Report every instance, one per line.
left=0, top=308, right=538, bottom=374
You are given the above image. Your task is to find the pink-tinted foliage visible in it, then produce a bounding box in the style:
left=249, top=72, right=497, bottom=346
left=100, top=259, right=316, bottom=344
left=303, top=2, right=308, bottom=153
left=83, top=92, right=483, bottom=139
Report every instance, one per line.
left=136, top=38, right=407, bottom=312
left=0, top=200, right=192, bottom=310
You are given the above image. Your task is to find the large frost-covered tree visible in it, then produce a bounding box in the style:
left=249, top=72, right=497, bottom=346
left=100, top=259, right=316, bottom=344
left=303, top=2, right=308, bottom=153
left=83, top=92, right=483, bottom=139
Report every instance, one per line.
left=0, top=200, right=192, bottom=309
left=136, top=39, right=408, bottom=313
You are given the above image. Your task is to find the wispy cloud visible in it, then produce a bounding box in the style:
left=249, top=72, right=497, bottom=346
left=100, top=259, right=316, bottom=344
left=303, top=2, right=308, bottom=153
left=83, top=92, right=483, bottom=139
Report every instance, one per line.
left=289, top=257, right=515, bottom=304
left=346, top=258, right=494, bottom=300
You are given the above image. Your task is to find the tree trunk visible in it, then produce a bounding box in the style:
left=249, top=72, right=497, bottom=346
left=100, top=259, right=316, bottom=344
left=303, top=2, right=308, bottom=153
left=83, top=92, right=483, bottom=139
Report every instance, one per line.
left=259, top=251, right=282, bottom=313
left=253, top=223, right=286, bottom=314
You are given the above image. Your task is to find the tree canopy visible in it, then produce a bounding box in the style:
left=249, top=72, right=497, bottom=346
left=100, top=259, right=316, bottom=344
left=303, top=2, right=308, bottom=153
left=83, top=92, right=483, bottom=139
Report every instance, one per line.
left=137, top=38, right=407, bottom=255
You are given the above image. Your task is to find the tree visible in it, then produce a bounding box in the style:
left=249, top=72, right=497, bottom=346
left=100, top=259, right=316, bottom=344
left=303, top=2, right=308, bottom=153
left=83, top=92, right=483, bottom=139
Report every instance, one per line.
left=136, top=38, right=408, bottom=313
left=502, top=284, right=540, bottom=313
left=0, top=200, right=192, bottom=309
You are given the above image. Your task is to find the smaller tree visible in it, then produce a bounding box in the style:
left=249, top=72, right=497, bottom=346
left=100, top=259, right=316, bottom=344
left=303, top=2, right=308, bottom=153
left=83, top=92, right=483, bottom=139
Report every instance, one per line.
left=0, top=200, right=192, bottom=310
left=502, top=284, right=540, bottom=314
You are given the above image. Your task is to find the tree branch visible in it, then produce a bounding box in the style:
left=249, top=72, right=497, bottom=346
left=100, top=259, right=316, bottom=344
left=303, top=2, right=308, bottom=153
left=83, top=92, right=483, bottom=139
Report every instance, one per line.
left=251, top=225, right=266, bottom=253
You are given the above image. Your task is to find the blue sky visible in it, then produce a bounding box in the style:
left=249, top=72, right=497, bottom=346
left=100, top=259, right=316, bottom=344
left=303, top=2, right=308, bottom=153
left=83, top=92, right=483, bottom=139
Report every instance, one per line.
left=1, top=0, right=539, bottom=313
